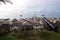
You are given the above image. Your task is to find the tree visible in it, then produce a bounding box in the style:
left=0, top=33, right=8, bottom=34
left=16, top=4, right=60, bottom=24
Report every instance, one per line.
left=0, top=0, right=13, bottom=4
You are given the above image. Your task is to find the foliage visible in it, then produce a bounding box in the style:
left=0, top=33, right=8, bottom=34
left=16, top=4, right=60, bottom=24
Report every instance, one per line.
left=0, top=29, right=60, bottom=40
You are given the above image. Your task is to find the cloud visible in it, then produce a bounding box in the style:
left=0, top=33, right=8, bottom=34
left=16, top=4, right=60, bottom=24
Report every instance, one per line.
left=24, top=0, right=60, bottom=12
left=0, top=0, right=60, bottom=19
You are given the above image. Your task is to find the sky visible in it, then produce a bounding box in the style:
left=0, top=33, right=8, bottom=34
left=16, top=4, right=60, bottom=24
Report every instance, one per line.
left=0, top=0, right=60, bottom=19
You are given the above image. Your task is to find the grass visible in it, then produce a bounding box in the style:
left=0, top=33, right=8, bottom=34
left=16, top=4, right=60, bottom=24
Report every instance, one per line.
left=0, top=28, right=60, bottom=40
left=0, top=33, right=20, bottom=40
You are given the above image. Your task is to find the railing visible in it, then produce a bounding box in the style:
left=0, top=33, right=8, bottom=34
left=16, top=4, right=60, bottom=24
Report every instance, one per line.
left=42, top=17, right=58, bottom=32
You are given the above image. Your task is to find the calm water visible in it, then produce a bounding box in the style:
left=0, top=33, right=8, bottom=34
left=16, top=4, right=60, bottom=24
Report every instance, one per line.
left=20, top=12, right=60, bottom=18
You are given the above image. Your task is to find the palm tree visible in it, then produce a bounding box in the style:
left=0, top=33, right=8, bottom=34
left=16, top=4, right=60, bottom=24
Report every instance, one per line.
left=0, top=0, right=13, bottom=4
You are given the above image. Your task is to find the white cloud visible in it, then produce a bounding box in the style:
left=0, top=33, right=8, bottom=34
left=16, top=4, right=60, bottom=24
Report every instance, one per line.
left=0, top=0, right=31, bottom=19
